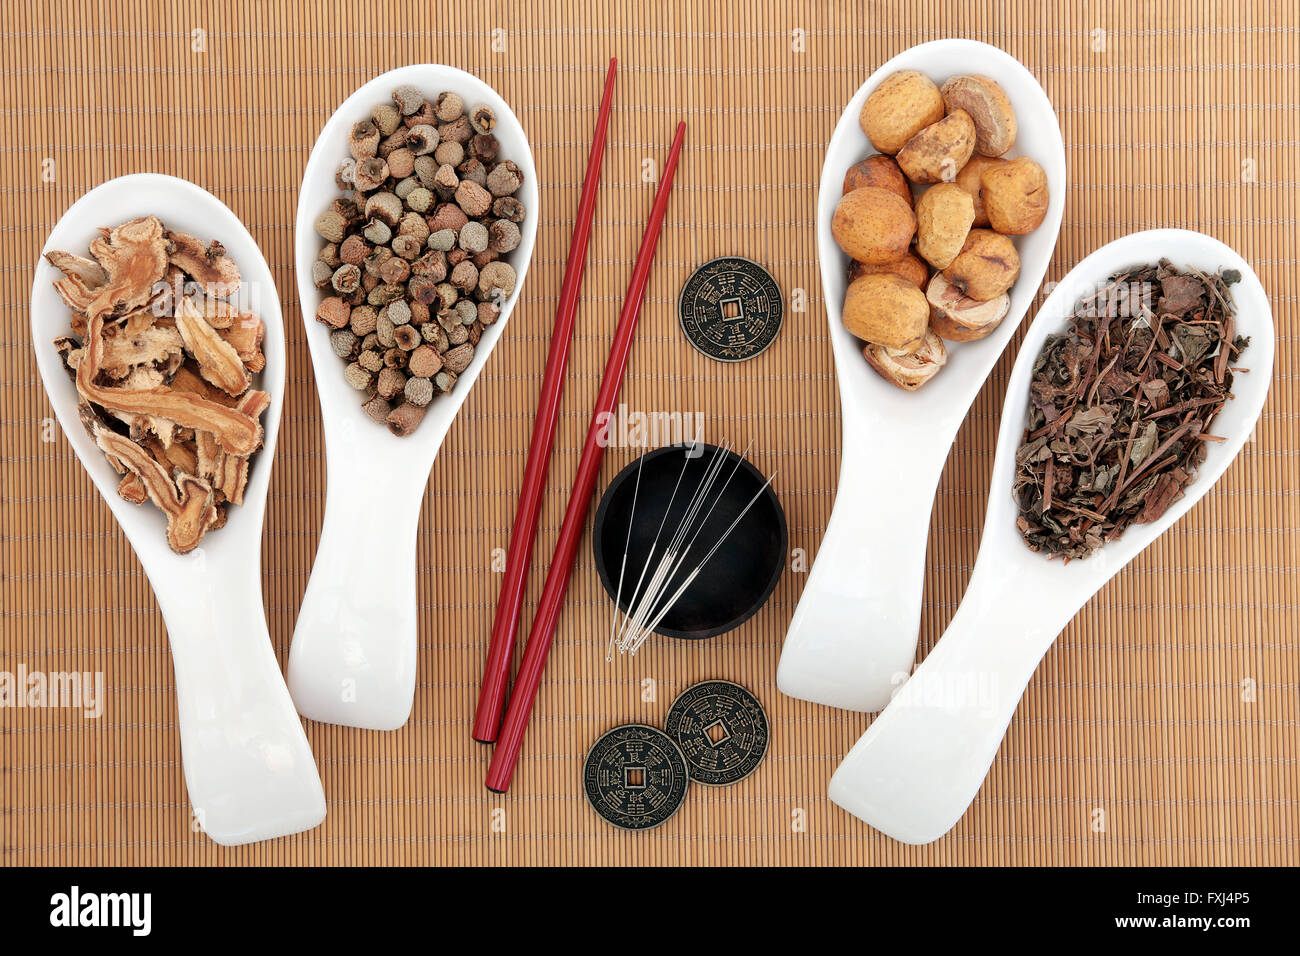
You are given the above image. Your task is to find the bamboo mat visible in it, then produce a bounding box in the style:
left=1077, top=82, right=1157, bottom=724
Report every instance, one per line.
left=2, top=0, right=1298, bottom=867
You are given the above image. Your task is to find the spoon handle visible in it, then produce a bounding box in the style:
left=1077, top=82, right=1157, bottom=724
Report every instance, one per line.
left=154, top=556, right=325, bottom=846
left=776, top=420, right=943, bottom=712
left=826, top=557, right=1078, bottom=843
left=288, top=454, right=425, bottom=730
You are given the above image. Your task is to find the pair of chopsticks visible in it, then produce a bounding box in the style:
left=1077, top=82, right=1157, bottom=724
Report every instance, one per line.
left=472, top=60, right=688, bottom=793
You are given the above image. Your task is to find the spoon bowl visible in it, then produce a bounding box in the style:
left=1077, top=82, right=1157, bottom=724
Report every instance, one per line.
left=827, top=229, right=1275, bottom=843
left=30, top=173, right=326, bottom=846
left=288, top=65, right=538, bottom=730
left=777, top=39, right=1067, bottom=713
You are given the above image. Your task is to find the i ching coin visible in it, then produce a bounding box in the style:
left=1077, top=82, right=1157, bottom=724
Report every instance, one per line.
left=582, top=724, right=690, bottom=830
left=677, top=256, right=783, bottom=362
left=665, top=680, right=769, bottom=786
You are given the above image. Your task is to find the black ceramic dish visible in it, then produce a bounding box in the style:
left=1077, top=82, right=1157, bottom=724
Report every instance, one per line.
left=592, top=443, right=786, bottom=640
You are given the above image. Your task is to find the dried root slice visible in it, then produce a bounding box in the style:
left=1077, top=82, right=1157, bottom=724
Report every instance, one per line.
left=94, top=424, right=218, bottom=554
left=99, top=324, right=184, bottom=379
left=863, top=331, right=947, bottom=390
left=927, top=274, right=1011, bottom=341
left=46, top=250, right=108, bottom=312
left=117, top=473, right=148, bottom=505
left=166, top=231, right=241, bottom=298
left=176, top=297, right=251, bottom=396
left=84, top=216, right=170, bottom=318
left=218, top=313, right=266, bottom=373
left=54, top=336, right=84, bottom=373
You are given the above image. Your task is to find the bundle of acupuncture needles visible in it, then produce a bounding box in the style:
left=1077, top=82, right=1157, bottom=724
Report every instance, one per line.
left=606, top=440, right=776, bottom=658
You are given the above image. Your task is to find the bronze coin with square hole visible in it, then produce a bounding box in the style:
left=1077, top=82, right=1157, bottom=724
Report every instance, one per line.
left=678, top=257, right=783, bottom=362
left=582, top=724, right=690, bottom=830
left=665, top=680, right=769, bottom=786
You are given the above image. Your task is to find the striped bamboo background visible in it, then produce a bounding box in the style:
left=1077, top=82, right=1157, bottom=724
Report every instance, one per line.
left=2, top=0, right=1297, bottom=866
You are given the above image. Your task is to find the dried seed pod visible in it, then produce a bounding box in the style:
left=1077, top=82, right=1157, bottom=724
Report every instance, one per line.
left=406, top=124, right=439, bottom=155
left=393, top=176, right=417, bottom=201
left=455, top=180, right=492, bottom=218
left=386, top=401, right=427, bottom=436
left=405, top=376, right=435, bottom=407
left=339, top=235, right=369, bottom=266
left=361, top=393, right=391, bottom=424
left=486, top=160, right=523, bottom=197
left=408, top=275, right=439, bottom=305
left=363, top=217, right=392, bottom=245
left=358, top=348, right=384, bottom=372
left=442, top=343, right=475, bottom=374
left=447, top=323, right=469, bottom=345
left=477, top=261, right=517, bottom=302
left=492, top=196, right=525, bottom=223
left=360, top=332, right=380, bottom=351
left=458, top=158, right=488, bottom=187
left=408, top=344, right=442, bottom=378
left=365, top=191, right=404, bottom=227
left=330, top=329, right=359, bottom=358
left=378, top=127, right=408, bottom=159
left=435, top=283, right=460, bottom=311
left=377, top=366, right=407, bottom=400
left=427, top=229, right=456, bottom=252
left=447, top=245, right=467, bottom=265
left=353, top=156, right=388, bottom=192
left=363, top=244, right=393, bottom=276
left=372, top=102, right=402, bottom=136
left=404, top=100, right=437, bottom=129
left=433, top=163, right=460, bottom=199
left=455, top=299, right=478, bottom=325
left=469, top=134, right=499, bottom=163
left=472, top=249, right=500, bottom=269
left=344, top=362, right=373, bottom=390
left=428, top=202, right=469, bottom=234
left=440, top=115, right=473, bottom=145
left=406, top=186, right=434, bottom=213
left=392, top=235, right=423, bottom=261
left=470, top=104, right=496, bottom=134
left=349, top=305, right=379, bottom=336
left=434, top=140, right=464, bottom=168
left=412, top=249, right=448, bottom=281
left=488, top=219, right=520, bottom=253
left=863, top=330, right=948, bottom=390
left=435, top=91, right=464, bottom=122
left=335, top=158, right=357, bottom=190
left=467, top=321, right=483, bottom=346
left=314, top=208, right=347, bottom=243
left=376, top=311, right=396, bottom=347
left=414, top=155, right=438, bottom=189
left=926, top=273, right=1011, bottom=341
left=316, top=296, right=351, bottom=329
left=332, top=264, right=361, bottom=294
left=393, top=324, right=421, bottom=351
left=409, top=300, right=430, bottom=325
left=318, top=242, right=341, bottom=267
left=311, top=260, right=333, bottom=288
left=387, top=299, right=412, bottom=326
left=451, top=260, right=479, bottom=294
left=349, top=120, right=381, bottom=160
left=387, top=147, right=416, bottom=180
left=378, top=255, right=411, bottom=284
left=383, top=347, right=407, bottom=369
left=369, top=283, right=406, bottom=307
left=478, top=301, right=501, bottom=326
left=458, top=221, right=489, bottom=254
left=421, top=322, right=449, bottom=350
left=434, top=370, right=458, bottom=393
left=393, top=85, right=424, bottom=115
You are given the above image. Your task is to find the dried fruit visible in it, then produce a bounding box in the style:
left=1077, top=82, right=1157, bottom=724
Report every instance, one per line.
left=940, top=75, right=1017, bottom=157
left=863, top=330, right=947, bottom=390
left=859, top=70, right=945, bottom=155
left=942, top=228, right=1020, bottom=301
left=841, top=273, right=929, bottom=352
left=830, top=186, right=916, bottom=264
left=848, top=252, right=929, bottom=289
left=843, top=155, right=913, bottom=206
left=981, top=157, right=1049, bottom=235
left=914, top=183, right=974, bottom=270
left=953, top=155, right=1006, bottom=227
left=926, top=273, right=1011, bottom=341
left=48, top=216, right=268, bottom=553
left=896, top=110, right=976, bottom=184
left=312, top=85, right=528, bottom=434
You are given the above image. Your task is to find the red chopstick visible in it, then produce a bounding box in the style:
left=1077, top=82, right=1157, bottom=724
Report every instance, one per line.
left=473, top=59, right=619, bottom=743
left=486, top=121, right=688, bottom=793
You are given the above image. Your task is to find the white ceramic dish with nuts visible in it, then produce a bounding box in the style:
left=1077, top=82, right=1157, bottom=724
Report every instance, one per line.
left=777, top=39, right=1066, bottom=713
left=828, top=229, right=1275, bottom=843
left=30, top=173, right=326, bottom=846
left=289, top=65, right=539, bottom=731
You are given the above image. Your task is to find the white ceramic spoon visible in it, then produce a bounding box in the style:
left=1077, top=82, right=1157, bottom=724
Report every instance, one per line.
left=30, top=174, right=326, bottom=846
left=288, top=66, right=538, bottom=730
left=829, top=229, right=1275, bottom=844
left=777, top=40, right=1067, bottom=713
